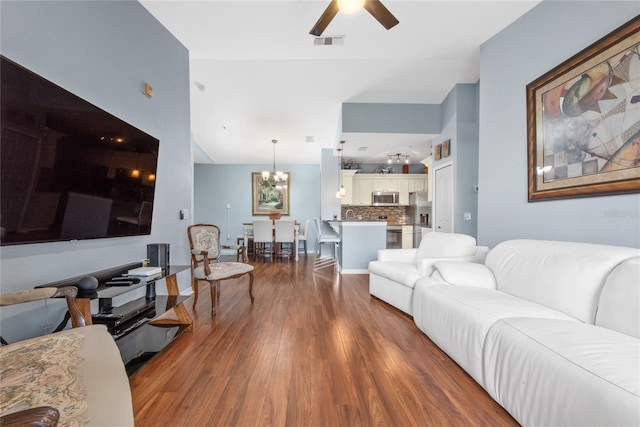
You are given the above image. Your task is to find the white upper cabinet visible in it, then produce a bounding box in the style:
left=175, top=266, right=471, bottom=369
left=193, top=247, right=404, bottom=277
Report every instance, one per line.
left=343, top=174, right=428, bottom=205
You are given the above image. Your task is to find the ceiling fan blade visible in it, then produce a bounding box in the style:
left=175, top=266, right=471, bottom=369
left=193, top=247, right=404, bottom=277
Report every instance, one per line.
left=363, top=0, right=399, bottom=30
left=309, top=0, right=340, bottom=37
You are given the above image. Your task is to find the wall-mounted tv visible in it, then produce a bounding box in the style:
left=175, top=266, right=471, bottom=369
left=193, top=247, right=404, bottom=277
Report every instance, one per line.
left=1, top=56, right=159, bottom=246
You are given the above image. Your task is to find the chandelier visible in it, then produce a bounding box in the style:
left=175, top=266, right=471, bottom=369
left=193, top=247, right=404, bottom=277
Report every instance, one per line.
left=336, top=140, right=346, bottom=199
left=387, top=153, right=409, bottom=164
left=262, top=139, right=288, bottom=188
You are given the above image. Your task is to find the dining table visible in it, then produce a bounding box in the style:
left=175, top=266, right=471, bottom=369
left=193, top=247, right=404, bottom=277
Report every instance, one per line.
left=242, top=221, right=300, bottom=261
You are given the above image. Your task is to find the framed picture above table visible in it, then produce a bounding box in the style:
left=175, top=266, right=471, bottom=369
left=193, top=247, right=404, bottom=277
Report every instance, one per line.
left=526, top=16, right=640, bottom=201
left=251, top=172, right=290, bottom=216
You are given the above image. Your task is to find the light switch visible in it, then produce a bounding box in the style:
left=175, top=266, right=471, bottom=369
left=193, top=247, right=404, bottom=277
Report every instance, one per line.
left=180, top=209, right=189, bottom=220
left=463, top=212, right=472, bottom=221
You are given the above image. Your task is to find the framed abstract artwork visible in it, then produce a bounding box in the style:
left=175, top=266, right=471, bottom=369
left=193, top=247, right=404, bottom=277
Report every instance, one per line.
left=251, top=172, right=290, bottom=216
left=526, top=16, right=640, bottom=201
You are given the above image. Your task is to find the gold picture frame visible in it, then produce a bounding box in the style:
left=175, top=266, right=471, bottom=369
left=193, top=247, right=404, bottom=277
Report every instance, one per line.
left=526, top=16, right=640, bottom=201
left=442, top=139, right=450, bottom=158
left=251, top=172, right=290, bottom=216
left=434, top=144, right=442, bottom=161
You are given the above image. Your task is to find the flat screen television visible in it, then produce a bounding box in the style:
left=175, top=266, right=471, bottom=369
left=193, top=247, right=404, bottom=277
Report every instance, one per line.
left=1, top=56, right=159, bottom=246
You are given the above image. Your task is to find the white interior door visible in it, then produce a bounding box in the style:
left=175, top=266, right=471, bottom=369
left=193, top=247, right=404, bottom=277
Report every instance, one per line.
left=434, top=164, right=453, bottom=233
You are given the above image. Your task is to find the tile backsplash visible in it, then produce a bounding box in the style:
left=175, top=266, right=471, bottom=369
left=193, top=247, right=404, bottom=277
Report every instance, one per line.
left=340, top=206, right=410, bottom=224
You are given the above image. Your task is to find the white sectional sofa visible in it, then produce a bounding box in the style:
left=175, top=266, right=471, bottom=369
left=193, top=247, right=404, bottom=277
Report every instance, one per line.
left=412, top=239, right=640, bottom=426
left=368, top=232, right=489, bottom=315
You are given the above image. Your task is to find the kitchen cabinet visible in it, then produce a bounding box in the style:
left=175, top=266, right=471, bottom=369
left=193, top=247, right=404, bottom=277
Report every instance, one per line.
left=346, top=174, right=428, bottom=205
left=352, top=178, right=373, bottom=205
left=339, top=170, right=358, bottom=205
left=407, top=176, right=428, bottom=193
left=401, top=225, right=413, bottom=249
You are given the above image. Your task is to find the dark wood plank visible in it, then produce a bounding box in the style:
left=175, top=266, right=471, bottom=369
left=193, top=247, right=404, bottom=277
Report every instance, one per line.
left=130, top=256, right=517, bottom=426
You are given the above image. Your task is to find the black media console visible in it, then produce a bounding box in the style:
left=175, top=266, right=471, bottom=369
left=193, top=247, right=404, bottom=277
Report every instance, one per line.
left=37, top=263, right=191, bottom=375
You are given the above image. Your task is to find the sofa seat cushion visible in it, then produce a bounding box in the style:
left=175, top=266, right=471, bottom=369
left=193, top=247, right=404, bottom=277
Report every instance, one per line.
left=0, top=325, right=133, bottom=426
left=412, top=283, right=577, bottom=384
left=368, top=261, right=421, bottom=288
left=194, top=262, right=253, bottom=281
left=483, top=317, right=640, bottom=426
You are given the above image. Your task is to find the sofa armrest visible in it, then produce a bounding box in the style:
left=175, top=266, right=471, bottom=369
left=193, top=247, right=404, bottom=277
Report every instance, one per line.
left=431, top=261, right=497, bottom=289
left=377, top=248, right=417, bottom=262
left=415, top=254, right=484, bottom=277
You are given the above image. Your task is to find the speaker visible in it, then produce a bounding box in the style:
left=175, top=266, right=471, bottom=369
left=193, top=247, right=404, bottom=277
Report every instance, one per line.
left=147, top=243, right=170, bottom=270
left=77, top=276, right=99, bottom=291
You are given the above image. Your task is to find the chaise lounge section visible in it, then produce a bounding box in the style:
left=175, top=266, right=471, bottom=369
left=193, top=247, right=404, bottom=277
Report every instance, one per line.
left=412, top=239, right=640, bottom=426
left=368, top=232, right=489, bottom=315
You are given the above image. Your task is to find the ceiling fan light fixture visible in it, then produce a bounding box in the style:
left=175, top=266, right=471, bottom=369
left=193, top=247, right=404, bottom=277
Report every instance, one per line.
left=338, top=0, right=365, bottom=13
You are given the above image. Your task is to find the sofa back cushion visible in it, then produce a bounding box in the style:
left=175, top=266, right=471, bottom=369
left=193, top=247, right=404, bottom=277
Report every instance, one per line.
left=485, top=240, right=640, bottom=323
left=596, top=257, right=640, bottom=338
left=413, top=232, right=477, bottom=265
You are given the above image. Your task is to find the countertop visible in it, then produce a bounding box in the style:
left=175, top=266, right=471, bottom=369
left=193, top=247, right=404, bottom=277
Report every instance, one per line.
left=332, top=220, right=420, bottom=227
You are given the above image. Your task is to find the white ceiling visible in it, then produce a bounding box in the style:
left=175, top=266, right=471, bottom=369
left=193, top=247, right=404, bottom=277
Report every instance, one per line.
left=140, top=0, right=539, bottom=165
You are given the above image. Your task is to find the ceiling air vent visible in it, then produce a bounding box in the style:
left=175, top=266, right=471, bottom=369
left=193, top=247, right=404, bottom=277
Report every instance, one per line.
left=313, top=35, right=344, bottom=46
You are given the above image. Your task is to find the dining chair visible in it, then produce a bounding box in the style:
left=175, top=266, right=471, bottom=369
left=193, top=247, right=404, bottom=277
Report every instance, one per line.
left=252, top=220, right=274, bottom=258
left=314, top=217, right=341, bottom=259
left=274, top=219, right=295, bottom=257
left=297, top=219, right=310, bottom=255
left=187, top=224, right=254, bottom=317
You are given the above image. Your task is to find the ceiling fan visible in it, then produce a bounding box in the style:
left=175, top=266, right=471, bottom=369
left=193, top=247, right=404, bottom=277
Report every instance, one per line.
left=309, top=0, right=399, bottom=37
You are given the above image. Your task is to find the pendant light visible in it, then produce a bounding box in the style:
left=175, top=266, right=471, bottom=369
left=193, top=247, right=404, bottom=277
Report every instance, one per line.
left=262, top=139, right=288, bottom=188
left=336, top=140, right=346, bottom=199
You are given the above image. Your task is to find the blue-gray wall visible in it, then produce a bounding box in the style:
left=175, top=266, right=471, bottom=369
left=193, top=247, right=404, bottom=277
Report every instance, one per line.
left=431, top=83, right=480, bottom=238
left=194, top=164, right=321, bottom=248
left=342, top=103, right=441, bottom=134
left=0, top=0, right=192, bottom=341
left=478, top=1, right=640, bottom=248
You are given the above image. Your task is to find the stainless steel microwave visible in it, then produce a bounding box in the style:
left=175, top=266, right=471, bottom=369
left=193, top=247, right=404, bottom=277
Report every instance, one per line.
left=372, top=191, right=400, bottom=206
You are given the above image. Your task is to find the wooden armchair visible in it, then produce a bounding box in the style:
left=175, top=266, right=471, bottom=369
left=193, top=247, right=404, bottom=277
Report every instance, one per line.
left=187, top=224, right=255, bottom=316
left=0, top=286, right=87, bottom=427
left=0, top=286, right=86, bottom=336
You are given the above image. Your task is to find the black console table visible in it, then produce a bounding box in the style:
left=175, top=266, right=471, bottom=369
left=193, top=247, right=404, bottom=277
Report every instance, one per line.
left=37, top=263, right=192, bottom=375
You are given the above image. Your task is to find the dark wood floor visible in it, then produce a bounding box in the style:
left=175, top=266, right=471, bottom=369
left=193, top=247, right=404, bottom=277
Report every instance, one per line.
left=130, top=255, right=517, bottom=426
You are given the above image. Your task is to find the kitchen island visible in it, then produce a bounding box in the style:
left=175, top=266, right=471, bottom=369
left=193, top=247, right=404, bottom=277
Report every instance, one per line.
left=336, top=221, right=386, bottom=274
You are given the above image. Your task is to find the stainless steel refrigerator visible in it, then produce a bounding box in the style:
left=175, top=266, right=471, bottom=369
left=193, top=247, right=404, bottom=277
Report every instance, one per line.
left=408, top=192, right=431, bottom=247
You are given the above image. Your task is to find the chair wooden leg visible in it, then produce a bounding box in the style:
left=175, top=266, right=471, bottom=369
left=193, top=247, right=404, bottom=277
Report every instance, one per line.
left=192, top=277, right=199, bottom=309
left=248, top=271, right=255, bottom=304
left=209, top=280, right=218, bottom=317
